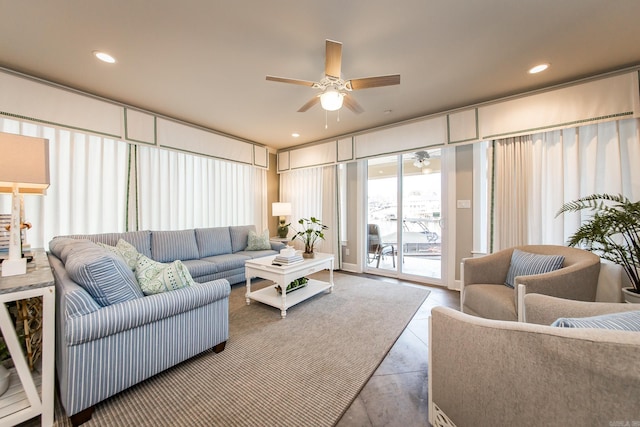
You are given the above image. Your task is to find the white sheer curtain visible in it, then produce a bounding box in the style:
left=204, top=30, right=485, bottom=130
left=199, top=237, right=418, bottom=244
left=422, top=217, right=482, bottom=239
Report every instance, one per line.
left=135, top=145, right=266, bottom=231
left=490, top=135, right=533, bottom=250
left=279, top=165, right=340, bottom=260
left=0, top=117, right=266, bottom=249
left=0, top=118, right=129, bottom=248
left=490, top=118, right=640, bottom=250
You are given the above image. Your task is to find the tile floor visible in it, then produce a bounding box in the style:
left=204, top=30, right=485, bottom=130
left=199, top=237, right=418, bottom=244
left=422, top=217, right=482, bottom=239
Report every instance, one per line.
left=335, top=274, right=460, bottom=427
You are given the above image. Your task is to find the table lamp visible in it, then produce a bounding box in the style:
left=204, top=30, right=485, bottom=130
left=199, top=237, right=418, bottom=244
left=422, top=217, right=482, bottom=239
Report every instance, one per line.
left=272, top=202, right=291, bottom=238
left=0, top=132, right=50, bottom=277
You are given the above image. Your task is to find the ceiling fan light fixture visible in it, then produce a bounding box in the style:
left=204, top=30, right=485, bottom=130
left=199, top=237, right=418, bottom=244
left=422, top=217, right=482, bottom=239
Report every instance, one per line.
left=320, top=88, right=344, bottom=111
left=413, top=150, right=431, bottom=168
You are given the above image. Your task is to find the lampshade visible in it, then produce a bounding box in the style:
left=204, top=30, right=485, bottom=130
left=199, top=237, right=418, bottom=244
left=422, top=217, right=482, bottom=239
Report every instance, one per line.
left=0, top=133, right=50, bottom=194
left=272, top=202, right=291, bottom=217
left=320, top=88, right=344, bottom=111
left=0, top=132, right=49, bottom=277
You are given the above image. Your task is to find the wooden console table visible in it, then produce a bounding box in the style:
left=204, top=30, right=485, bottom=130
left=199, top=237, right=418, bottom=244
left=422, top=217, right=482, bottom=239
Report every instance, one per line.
left=0, top=250, right=55, bottom=426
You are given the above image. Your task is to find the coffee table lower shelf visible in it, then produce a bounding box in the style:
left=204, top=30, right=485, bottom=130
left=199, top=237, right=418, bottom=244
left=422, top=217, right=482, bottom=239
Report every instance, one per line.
left=246, top=279, right=332, bottom=318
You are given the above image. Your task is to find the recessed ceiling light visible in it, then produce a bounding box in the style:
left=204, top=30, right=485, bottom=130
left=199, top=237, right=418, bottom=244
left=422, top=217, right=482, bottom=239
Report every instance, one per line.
left=528, top=63, right=549, bottom=74
left=291, top=133, right=300, bottom=138
left=93, top=51, right=116, bottom=64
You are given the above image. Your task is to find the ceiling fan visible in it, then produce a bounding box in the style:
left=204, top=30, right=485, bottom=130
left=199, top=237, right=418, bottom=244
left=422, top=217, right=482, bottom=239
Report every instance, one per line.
left=413, top=150, right=431, bottom=168
left=266, top=40, right=400, bottom=114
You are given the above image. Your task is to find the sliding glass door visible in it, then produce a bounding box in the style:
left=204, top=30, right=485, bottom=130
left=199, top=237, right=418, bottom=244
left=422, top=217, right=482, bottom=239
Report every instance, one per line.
left=366, top=149, right=443, bottom=283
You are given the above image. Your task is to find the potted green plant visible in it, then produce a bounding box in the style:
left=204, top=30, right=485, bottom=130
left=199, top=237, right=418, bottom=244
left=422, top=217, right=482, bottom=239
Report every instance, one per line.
left=556, top=194, right=640, bottom=302
left=290, top=217, right=328, bottom=258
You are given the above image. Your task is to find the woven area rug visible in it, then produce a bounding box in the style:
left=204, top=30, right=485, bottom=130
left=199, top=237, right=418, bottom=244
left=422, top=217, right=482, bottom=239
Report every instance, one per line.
left=53, top=271, right=430, bottom=427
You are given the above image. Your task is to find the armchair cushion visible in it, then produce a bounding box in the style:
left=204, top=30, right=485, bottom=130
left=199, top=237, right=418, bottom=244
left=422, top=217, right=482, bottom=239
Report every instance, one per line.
left=505, top=249, right=564, bottom=288
left=463, top=284, right=516, bottom=321
left=551, top=310, right=640, bottom=331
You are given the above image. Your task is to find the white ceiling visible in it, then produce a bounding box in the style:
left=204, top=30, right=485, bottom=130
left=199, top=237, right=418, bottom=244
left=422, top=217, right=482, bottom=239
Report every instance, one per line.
left=1, top=1, right=639, bottom=150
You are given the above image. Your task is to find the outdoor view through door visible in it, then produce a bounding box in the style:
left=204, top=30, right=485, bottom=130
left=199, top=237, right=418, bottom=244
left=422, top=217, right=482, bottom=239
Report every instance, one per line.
left=366, top=150, right=442, bottom=281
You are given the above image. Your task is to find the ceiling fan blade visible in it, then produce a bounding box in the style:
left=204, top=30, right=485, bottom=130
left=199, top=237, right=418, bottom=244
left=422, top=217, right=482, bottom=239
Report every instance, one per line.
left=297, top=96, right=320, bottom=112
left=343, top=94, right=364, bottom=114
left=266, top=76, right=316, bottom=87
left=325, top=40, right=342, bottom=79
left=349, top=74, right=401, bottom=90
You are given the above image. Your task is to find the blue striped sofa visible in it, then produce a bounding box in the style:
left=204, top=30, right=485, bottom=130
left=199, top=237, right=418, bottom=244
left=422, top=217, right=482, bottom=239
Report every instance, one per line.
left=48, top=225, right=283, bottom=425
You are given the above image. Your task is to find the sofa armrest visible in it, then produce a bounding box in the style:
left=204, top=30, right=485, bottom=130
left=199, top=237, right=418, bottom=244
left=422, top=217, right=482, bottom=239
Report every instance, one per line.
left=462, top=249, right=513, bottom=286
left=270, top=241, right=287, bottom=251
left=524, top=293, right=640, bottom=325
left=65, top=279, right=231, bottom=345
left=429, top=306, right=640, bottom=427
left=516, top=259, right=600, bottom=302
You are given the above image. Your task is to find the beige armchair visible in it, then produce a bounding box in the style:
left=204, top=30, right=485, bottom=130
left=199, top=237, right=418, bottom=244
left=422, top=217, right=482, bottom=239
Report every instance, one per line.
left=429, top=295, right=640, bottom=427
left=461, top=245, right=600, bottom=321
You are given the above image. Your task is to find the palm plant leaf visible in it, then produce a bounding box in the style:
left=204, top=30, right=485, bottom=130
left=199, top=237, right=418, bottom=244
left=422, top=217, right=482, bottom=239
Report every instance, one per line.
left=557, top=193, right=640, bottom=291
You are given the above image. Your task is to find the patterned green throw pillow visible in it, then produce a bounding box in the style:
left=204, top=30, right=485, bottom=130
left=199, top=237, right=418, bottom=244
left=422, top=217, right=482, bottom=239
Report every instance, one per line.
left=97, top=239, right=140, bottom=271
left=135, top=254, right=195, bottom=295
left=246, top=229, right=271, bottom=250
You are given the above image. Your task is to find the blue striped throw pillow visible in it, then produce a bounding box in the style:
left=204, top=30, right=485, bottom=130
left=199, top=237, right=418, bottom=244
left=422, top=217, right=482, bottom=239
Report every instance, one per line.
left=552, top=310, right=640, bottom=331
left=504, top=249, right=564, bottom=288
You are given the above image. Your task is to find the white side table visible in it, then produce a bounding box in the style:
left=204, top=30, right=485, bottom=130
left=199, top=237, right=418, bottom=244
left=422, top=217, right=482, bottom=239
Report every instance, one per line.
left=0, top=250, right=55, bottom=426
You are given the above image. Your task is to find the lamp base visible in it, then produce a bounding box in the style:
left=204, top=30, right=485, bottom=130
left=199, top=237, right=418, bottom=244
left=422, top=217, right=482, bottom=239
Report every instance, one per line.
left=1, top=257, right=27, bottom=277
left=277, top=225, right=289, bottom=238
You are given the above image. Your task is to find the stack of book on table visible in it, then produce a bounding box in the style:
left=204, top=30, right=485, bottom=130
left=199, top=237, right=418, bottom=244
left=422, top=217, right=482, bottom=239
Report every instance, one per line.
left=273, top=247, right=303, bottom=265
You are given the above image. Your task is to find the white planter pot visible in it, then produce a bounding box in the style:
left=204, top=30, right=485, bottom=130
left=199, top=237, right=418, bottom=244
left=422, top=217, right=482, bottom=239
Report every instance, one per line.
left=622, top=287, right=640, bottom=304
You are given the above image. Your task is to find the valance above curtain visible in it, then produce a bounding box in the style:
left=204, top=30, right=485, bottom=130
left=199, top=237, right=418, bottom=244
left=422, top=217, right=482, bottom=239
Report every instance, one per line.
left=0, top=117, right=267, bottom=249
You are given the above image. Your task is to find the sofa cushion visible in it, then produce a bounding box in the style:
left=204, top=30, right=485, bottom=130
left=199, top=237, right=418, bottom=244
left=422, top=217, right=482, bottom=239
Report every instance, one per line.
left=151, top=229, right=199, bottom=262
left=246, top=229, right=271, bottom=250
left=62, top=240, right=143, bottom=307
left=135, top=254, right=196, bottom=295
left=195, top=227, right=232, bottom=257
left=235, top=249, right=278, bottom=259
left=551, top=310, right=640, bottom=331
left=49, top=237, right=86, bottom=262
left=181, top=259, right=219, bottom=278
left=505, top=249, right=565, bottom=288
left=56, top=230, right=152, bottom=258
left=230, top=225, right=256, bottom=253
left=201, top=253, right=250, bottom=271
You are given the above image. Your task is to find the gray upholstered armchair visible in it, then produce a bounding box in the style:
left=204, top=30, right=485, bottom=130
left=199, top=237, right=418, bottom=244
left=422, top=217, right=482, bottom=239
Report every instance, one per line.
left=461, top=245, right=600, bottom=321
left=429, top=294, right=640, bottom=427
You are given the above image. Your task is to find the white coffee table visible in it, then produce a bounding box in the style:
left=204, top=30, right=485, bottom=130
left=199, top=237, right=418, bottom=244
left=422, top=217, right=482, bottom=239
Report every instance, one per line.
left=245, top=252, right=334, bottom=318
